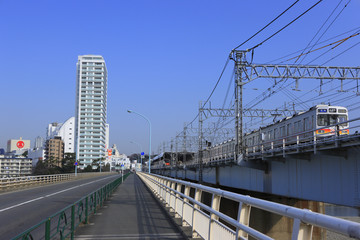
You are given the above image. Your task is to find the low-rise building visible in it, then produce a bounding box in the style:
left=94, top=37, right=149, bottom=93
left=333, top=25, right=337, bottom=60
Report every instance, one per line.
left=0, top=156, right=32, bottom=178
left=45, top=136, right=64, bottom=167
left=28, top=148, right=45, bottom=168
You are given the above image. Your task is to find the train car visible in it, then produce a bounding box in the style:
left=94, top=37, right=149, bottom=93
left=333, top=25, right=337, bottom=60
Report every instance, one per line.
left=203, top=138, right=235, bottom=163
left=151, top=152, right=171, bottom=168
left=203, top=105, right=349, bottom=160
left=245, top=104, right=349, bottom=151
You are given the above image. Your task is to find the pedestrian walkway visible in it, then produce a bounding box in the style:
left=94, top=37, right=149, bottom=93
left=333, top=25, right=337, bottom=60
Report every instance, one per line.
left=74, top=173, right=185, bottom=240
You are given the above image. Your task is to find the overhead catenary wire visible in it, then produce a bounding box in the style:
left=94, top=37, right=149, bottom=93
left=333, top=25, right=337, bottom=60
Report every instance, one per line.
left=266, top=26, right=360, bottom=64
left=249, top=0, right=323, bottom=51
left=172, top=0, right=359, bottom=151
left=233, top=0, right=300, bottom=50
left=294, top=0, right=346, bottom=63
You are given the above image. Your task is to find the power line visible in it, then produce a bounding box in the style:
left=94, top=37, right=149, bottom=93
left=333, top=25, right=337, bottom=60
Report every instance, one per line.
left=233, top=0, right=300, bottom=50
left=266, top=26, right=360, bottom=64
left=294, top=0, right=345, bottom=63
left=249, top=0, right=323, bottom=51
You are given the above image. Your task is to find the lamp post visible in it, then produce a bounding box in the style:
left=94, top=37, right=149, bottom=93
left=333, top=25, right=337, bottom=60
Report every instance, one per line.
left=127, top=110, right=152, bottom=173
left=130, top=141, right=143, bottom=165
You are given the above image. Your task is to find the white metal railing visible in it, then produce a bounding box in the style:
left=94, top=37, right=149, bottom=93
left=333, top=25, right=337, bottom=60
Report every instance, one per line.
left=137, top=172, right=360, bottom=240
left=0, top=172, right=114, bottom=192
left=244, top=117, right=360, bottom=157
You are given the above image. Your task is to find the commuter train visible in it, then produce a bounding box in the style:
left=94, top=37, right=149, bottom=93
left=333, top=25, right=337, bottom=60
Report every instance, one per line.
left=152, top=152, right=195, bottom=168
left=203, top=105, right=349, bottom=163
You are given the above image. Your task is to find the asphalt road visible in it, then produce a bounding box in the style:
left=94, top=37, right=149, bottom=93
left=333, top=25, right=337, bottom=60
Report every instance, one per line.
left=0, top=174, right=121, bottom=239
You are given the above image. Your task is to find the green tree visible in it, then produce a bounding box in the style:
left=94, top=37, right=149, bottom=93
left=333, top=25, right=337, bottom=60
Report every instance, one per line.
left=22, top=150, right=28, bottom=158
left=33, top=160, right=50, bottom=175
left=83, top=165, right=93, bottom=172
left=62, top=153, right=76, bottom=173
left=103, top=163, right=110, bottom=172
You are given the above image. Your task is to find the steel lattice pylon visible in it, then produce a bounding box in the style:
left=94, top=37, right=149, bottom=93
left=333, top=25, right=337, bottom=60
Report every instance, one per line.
left=231, top=49, right=360, bottom=161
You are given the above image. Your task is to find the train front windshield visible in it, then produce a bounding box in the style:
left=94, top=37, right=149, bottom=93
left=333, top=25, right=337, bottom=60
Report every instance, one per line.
left=317, top=114, right=348, bottom=127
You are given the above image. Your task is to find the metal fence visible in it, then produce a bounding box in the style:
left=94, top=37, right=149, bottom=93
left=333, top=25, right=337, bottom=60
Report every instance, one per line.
left=12, top=172, right=131, bottom=240
left=137, top=172, right=360, bottom=240
left=0, top=172, right=115, bottom=192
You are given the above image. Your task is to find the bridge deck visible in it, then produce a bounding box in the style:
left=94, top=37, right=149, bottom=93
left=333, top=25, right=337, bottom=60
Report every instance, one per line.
left=74, top=173, right=185, bottom=240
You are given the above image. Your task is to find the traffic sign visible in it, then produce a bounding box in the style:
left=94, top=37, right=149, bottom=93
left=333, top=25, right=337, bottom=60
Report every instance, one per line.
left=17, top=141, right=25, bottom=149
left=141, top=152, right=144, bottom=156
left=74, top=162, right=78, bottom=166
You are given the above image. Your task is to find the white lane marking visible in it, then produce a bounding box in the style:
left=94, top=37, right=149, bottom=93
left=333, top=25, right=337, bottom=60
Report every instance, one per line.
left=0, top=175, right=117, bottom=213
left=0, top=197, right=44, bottom=213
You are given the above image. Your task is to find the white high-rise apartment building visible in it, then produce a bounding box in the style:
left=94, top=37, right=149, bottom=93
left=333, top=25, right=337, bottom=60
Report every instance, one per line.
left=47, top=117, right=75, bottom=153
left=75, top=55, right=107, bottom=168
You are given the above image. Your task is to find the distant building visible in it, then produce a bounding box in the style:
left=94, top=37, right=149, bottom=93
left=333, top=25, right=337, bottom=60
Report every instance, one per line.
left=0, top=149, right=5, bottom=155
left=0, top=156, right=32, bottom=177
left=7, top=137, right=30, bottom=153
left=102, top=145, right=130, bottom=171
left=45, top=136, right=64, bottom=167
left=34, top=136, right=44, bottom=149
left=28, top=148, right=45, bottom=168
left=46, top=117, right=75, bottom=153
left=75, top=55, right=108, bottom=168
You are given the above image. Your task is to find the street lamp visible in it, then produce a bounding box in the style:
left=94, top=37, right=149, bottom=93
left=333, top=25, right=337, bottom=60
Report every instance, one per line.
left=130, top=141, right=143, bottom=166
left=127, top=110, right=152, bottom=173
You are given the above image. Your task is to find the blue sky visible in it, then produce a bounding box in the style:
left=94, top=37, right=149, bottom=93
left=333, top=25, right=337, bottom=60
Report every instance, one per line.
left=0, top=0, right=359, bottom=155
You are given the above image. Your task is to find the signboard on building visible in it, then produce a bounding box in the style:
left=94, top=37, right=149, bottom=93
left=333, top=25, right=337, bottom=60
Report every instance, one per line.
left=7, top=138, right=30, bottom=152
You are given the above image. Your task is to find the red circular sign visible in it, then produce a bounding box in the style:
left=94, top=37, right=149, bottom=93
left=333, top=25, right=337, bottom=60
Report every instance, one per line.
left=17, top=141, right=25, bottom=149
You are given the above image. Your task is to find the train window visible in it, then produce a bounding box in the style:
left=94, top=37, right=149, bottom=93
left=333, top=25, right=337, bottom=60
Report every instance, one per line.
left=317, top=115, right=327, bottom=126
left=317, top=114, right=339, bottom=126
left=338, top=115, right=348, bottom=127
left=329, top=115, right=337, bottom=125
left=338, top=109, right=347, bottom=113
left=274, top=129, right=278, bottom=139
left=287, top=123, right=292, bottom=135
left=280, top=126, right=285, bottom=137
left=304, top=117, right=309, bottom=130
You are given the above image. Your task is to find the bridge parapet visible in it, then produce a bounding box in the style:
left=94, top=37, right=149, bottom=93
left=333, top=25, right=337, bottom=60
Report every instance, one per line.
left=138, top=172, right=360, bottom=240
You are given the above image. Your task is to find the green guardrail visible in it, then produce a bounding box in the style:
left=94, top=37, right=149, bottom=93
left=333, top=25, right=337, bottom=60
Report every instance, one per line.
left=13, top=172, right=131, bottom=240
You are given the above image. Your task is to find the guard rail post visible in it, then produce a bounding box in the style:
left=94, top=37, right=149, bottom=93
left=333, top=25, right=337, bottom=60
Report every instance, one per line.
left=209, top=194, right=221, bottom=240
left=237, top=202, right=251, bottom=239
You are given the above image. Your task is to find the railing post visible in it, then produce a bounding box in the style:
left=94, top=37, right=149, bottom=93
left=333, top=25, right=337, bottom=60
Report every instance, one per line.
left=292, top=218, right=313, bottom=240
left=45, top=218, right=51, bottom=240
left=85, top=196, right=89, bottom=224
left=209, top=194, right=221, bottom=240
left=94, top=192, right=97, bottom=214
left=170, top=182, right=176, bottom=212
left=283, top=138, right=286, bottom=158
left=192, top=188, right=202, bottom=238
left=71, top=204, right=75, bottom=240
left=236, top=202, right=251, bottom=239
left=297, top=135, right=300, bottom=153
left=175, top=183, right=182, bottom=218
left=182, top=184, right=191, bottom=227
left=313, top=131, right=317, bottom=154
